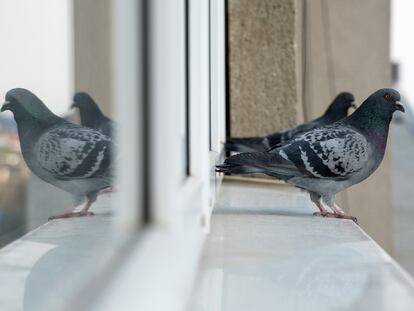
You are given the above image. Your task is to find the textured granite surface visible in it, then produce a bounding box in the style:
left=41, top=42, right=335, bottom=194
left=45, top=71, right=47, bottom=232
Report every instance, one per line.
left=228, top=0, right=299, bottom=136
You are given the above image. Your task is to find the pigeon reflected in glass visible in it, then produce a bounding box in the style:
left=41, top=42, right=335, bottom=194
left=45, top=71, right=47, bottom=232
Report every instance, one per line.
left=2, top=88, right=113, bottom=220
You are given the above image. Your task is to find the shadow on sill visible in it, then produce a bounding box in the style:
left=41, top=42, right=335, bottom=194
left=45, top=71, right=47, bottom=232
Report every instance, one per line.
left=189, top=180, right=414, bottom=311
left=0, top=193, right=119, bottom=311
left=214, top=206, right=314, bottom=218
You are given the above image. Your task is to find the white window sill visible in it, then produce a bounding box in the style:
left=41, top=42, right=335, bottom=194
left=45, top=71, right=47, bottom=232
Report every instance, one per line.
left=189, top=177, right=414, bottom=311
left=0, top=194, right=119, bottom=311
left=1, top=190, right=205, bottom=311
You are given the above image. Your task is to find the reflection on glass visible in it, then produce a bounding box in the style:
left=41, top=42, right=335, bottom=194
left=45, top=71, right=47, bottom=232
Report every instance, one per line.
left=0, top=118, right=28, bottom=247
left=0, top=0, right=74, bottom=245
left=0, top=1, right=125, bottom=309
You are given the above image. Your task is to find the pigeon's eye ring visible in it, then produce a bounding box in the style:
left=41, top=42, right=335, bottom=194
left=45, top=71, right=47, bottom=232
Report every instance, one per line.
left=384, top=93, right=392, bottom=101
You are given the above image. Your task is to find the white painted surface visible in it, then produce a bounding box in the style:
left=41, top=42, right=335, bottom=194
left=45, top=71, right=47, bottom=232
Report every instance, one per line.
left=0, top=240, right=56, bottom=311
left=0, top=194, right=117, bottom=311
left=112, top=0, right=143, bottom=232
left=190, top=180, right=414, bottom=311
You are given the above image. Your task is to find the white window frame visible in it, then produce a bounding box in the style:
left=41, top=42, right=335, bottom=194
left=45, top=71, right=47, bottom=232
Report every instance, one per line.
left=91, top=0, right=226, bottom=310
left=209, top=0, right=227, bottom=209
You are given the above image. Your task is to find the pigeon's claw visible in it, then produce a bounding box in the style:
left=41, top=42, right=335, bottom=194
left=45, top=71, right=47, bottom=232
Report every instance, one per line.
left=312, top=208, right=358, bottom=223
left=331, top=204, right=358, bottom=223
left=48, top=211, right=94, bottom=220
left=332, top=212, right=358, bottom=223
left=313, top=211, right=337, bottom=218
left=98, top=187, right=113, bottom=194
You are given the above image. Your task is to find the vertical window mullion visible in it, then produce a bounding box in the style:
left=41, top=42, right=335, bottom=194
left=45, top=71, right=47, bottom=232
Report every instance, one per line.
left=208, top=0, right=212, bottom=151
left=185, top=0, right=191, bottom=176
left=209, top=0, right=225, bottom=154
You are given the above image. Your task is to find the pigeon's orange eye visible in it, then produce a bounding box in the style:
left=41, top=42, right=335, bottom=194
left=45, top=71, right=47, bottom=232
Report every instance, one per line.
left=384, top=93, right=392, bottom=101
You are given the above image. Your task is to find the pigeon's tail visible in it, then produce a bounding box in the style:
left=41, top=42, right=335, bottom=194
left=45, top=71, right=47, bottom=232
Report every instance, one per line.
left=266, top=142, right=282, bottom=152
left=216, top=163, right=262, bottom=175
left=216, top=152, right=300, bottom=181
left=225, top=137, right=266, bottom=152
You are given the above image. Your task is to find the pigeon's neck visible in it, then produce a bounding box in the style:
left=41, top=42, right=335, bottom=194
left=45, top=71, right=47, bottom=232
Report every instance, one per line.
left=15, top=113, right=62, bottom=145
left=346, top=105, right=391, bottom=153
left=323, top=107, right=347, bottom=123
left=79, top=107, right=104, bottom=128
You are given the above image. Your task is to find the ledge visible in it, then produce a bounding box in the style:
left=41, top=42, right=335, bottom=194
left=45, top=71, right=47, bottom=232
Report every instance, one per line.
left=189, top=179, right=414, bottom=311
left=0, top=194, right=118, bottom=311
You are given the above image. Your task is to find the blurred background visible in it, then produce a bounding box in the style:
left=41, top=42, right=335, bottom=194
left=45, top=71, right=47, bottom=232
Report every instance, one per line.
left=391, top=0, right=414, bottom=276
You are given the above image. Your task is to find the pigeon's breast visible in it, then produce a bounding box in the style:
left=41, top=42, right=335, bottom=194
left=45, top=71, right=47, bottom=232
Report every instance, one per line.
left=51, top=176, right=112, bottom=197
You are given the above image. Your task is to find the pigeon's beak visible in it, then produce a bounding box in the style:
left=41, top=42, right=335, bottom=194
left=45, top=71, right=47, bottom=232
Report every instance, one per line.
left=394, top=101, right=405, bottom=112
left=350, top=102, right=357, bottom=109
left=71, top=102, right=78, bottom=109
left=1, top=101, right=11, bottom=112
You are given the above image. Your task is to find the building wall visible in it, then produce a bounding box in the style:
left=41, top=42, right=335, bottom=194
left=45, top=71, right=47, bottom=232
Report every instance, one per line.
left=228, top=0, right=303, bottom=136
left=228, top=0, right=393, bottom=252
left=73, top=0, right=112, bottom=116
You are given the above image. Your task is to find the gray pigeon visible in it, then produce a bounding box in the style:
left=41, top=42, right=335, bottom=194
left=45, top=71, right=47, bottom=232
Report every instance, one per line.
left=2, top=88, right=113, bottom=220
left=226, top=92, right=356, bottom=152
left=72, top=92, right=114, bottom=138
left=217, top=88, right=404, bottom=221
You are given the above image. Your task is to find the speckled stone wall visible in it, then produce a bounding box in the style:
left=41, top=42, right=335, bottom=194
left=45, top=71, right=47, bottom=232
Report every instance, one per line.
left=228, top=0, right=301, bottom=137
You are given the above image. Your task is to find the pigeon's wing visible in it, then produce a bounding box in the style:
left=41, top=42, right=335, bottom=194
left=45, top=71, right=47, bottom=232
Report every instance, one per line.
left=34, top=124, right=112, bottom=180
left=273, top=125, right=369, bottom=179
left=265, top=118, right=323, bottom=150
left=218, top=151, right=302, bottom=178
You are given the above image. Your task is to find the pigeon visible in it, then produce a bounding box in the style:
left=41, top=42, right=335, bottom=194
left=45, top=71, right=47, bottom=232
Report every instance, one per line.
left=2, top=88, right=113, bottom=220
left=225, top=92, right=356, bottom=152
left=72, top=92, right=114, bottom=138
left=217, top=88, right=404, bottom=221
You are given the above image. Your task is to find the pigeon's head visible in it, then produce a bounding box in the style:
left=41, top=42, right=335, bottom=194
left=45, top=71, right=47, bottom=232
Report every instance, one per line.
left=324, top=92, right=356, bottom=120
left=2, top=88, right=55, bottom=121
left=349, top=88, right=404, bottom=132
left=365, top=88, right=404, bottom=115
left=72, top=92, right=102, bottom=116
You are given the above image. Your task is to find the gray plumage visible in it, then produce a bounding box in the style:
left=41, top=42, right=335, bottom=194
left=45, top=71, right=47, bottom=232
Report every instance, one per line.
left=225, top=92, right=356, bottom=152
left=72, top=92, right=114, bottom=138
left=217, top=88, right=404, bottom=221
left=2, top=88, right=113, bottom=219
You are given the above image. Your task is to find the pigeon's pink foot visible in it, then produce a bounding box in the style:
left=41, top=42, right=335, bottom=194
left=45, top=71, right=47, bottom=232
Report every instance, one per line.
left=99, top=187, right=113, bottom=194
left=336, top=214, right=358, bottom=224
left=333, top=212, right=358, bottom=223
left=331, top=204, right=358, bottom=223
left=48, top=195, right=97, bottom=221
left=48, top=211, right=94, bottom=221
left=313, top=211, right=337, bottom=218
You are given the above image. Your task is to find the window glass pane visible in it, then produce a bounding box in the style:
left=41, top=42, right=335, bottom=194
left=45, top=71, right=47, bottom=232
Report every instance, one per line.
left=0, top=0, right=74, bottom=243
left=0, top=0, right=143, bottom=309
